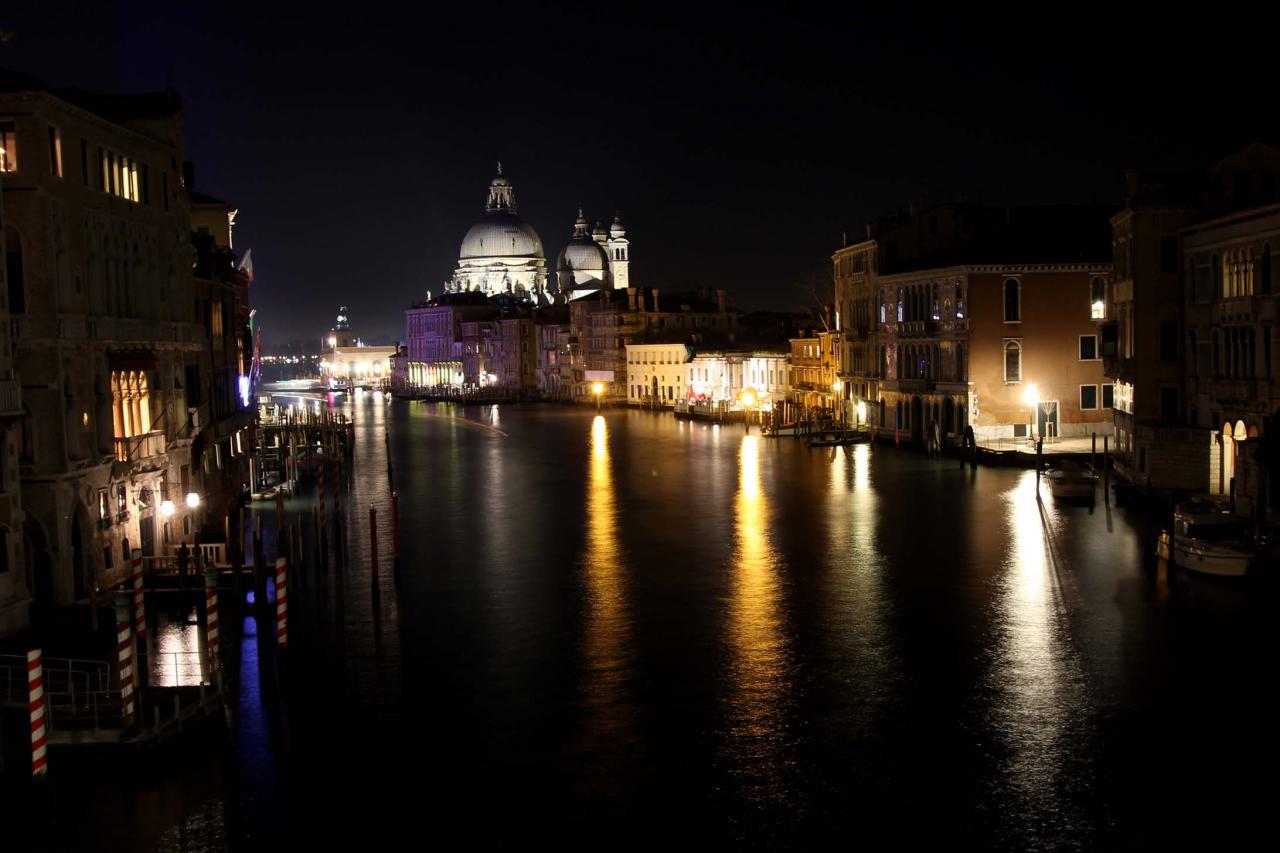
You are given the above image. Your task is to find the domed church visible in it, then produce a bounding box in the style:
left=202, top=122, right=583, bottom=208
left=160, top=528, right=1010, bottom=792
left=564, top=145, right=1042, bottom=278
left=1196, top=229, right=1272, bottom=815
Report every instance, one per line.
left=446, top=165, right=549, bottom=298
left=555, top=210, right=630, bottom=299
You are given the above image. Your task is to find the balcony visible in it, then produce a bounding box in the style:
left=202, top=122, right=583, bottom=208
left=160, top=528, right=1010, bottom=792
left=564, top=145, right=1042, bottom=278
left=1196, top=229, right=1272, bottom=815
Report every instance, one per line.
left=113, top=431, right=167, bottom=463
left=0, top=379, right=20, bottom=418
left=1204, top=378, right=1260, bottom=406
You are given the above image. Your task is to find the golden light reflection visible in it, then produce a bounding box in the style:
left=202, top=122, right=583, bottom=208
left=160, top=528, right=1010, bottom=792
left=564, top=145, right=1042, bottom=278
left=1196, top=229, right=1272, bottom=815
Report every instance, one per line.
left=581, top=416, right=632, bottom=736
left=724, top=434, right=790, bottom=795
left=993, top=471, right=1085, bottom=816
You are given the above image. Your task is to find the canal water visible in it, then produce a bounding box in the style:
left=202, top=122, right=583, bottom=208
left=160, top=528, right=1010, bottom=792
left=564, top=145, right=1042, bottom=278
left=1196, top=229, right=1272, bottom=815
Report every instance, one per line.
left=14, top=398, right=1279, bottom=849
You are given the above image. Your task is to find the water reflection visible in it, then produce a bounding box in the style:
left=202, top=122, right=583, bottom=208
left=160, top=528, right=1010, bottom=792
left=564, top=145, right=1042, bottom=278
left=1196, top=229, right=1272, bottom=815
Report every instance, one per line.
left=150, top=608, right=205, bottom=687
left=579, top=416, right=634, bottom=740
left=990, top=471, right=1090, bottom=831
left=723, top=434, right=793, bottom=805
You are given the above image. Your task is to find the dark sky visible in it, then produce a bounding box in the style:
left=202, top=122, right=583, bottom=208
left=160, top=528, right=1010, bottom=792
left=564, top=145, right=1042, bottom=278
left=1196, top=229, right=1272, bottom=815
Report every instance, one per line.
left=4, top=4, right=1277, bottom=345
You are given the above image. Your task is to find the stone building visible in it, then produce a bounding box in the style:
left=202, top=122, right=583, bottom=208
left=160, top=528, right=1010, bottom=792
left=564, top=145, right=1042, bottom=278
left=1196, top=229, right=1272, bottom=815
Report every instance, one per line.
left=1100, top=143, right=1280, bottom=520
left=833, top=238, right=880, bottom=428
left=1, top=71, right=251, bottom=633
left=626, top=340, right=691, bottom=406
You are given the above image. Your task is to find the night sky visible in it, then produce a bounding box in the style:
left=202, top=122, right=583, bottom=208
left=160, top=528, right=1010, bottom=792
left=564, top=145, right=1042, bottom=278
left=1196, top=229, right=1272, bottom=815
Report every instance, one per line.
left=3, top=4, right=1276, bottom=345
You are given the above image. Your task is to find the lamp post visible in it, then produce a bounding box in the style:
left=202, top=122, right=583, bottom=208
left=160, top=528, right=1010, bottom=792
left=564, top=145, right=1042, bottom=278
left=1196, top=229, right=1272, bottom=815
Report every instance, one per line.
left=592, top=381, right=604, bottom=411
left=739, top=387, right=757, bottom=432
left=832, top=380, right=843, bottom=427
left=1022, top=383, right=1039, bottom=443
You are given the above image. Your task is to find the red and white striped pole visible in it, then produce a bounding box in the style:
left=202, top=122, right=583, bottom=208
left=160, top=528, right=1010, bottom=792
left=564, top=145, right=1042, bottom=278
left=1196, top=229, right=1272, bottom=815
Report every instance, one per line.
left=204, top=562, right=220, bottom=678
left=28, top=649, right=48, bottom=777
left=275, top=556, right=288, bottom=649
left=114, top=595, right=136, bottom=727
left=131, top=548, right=148, bottom=687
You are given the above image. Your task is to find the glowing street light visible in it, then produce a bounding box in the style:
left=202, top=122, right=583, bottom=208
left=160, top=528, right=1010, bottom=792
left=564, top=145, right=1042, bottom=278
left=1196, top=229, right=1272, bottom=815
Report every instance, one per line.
left=1022, top=383, right=1039, bottom=442
left=739, top=387, right=758, bottom=432
left=185, top=492, right=201, bottom=509
left=592, top=381, right=604, bottom=411
left=159, top=500, right=176, bottom=518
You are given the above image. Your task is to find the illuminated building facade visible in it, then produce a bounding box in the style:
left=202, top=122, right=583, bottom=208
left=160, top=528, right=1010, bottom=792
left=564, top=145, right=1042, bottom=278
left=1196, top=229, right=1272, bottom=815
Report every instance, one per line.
left=446, top=167, right=549, bottom=299
left=834, top=238, right=880, bottom=427
left=626, top=342, right=691, bottom=406
left=1102, top=144, right=1280, bottom=520
left=0, top=71, right=253, bottom=631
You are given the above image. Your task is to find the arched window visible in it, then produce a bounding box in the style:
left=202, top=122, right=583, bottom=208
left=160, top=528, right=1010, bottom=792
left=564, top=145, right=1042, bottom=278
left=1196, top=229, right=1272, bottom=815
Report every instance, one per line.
left=1091, top=277, right=1106, bottom=318
left=896, top=289, right=903, bottom=323
left=1003, top=279, right=1020, bottom=322
left=1004, top=340, right=1022, bottom=383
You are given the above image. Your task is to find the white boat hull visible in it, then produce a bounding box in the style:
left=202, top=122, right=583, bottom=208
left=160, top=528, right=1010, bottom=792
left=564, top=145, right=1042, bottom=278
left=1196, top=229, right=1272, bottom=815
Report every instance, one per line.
left=1170, top=541, right=1251, bottom=577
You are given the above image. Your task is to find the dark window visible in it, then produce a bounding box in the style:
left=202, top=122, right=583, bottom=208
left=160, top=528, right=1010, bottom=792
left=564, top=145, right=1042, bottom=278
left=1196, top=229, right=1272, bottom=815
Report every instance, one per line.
left=1160, top=386, right=1178, bottom=421
left=162, top=172, right=170, bottom=211
left=185, top=366, right=202, bottom=406
left=1160, top=236, right=1179, bottom=274
left=1003, top=279, right=1020, bottom=322
left=4, top=225, right=24, bottom=314
left=1004, top=340, right=1021, bottom=382
left=1102, top=384, right=1115, bottom=409
left=1079, top=335, right=1098, bottom=360
left=80, top=139, right=89, bottom=185
left=1080, top=385, right=1098, bottom=410
left=1160, top=320, right=1178, bottom=361
left=1263, top=245, right=1272, bottom=295
left=141, top=165, right=150, bottom=205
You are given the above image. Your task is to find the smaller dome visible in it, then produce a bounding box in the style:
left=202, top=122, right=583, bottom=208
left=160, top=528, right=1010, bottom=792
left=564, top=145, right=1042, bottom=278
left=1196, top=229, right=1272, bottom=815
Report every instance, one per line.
left=609, top=215, right=626, bottom=239
left=557, top=240, right=609, bottom=274
left=592, top=221, right=608, bottom=241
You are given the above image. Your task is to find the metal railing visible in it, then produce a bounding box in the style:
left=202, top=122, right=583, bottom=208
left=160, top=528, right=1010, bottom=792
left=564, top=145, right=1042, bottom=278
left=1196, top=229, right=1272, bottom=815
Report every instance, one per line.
left=113, top=430, right=167, bottom=462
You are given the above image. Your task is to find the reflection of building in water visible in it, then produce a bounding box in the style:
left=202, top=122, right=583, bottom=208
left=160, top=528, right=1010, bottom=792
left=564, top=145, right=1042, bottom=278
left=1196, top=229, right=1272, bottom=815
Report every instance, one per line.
left=724, top=435, right=792, bottom=796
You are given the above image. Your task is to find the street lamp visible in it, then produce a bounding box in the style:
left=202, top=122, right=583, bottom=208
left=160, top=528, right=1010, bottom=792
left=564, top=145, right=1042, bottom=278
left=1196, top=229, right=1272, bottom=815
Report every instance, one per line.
left=739, top=387, right=757, bottom=432
left=185, top=492, right=200, bottom=509
left=1022, top=383, right=1039, bottom=442
left=592, top=381, right=604, bottom=411
left=159, top=499, right=176, bottom=518
left=832, top=380, right=843, bottom=426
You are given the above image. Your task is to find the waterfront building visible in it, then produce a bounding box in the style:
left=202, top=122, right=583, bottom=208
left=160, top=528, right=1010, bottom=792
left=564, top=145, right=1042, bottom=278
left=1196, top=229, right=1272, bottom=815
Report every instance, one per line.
left=1100, top=144, right=1280, bottom=522
left=460, top=315, right=537, bottom=394
left=686, top=347, right=788, bottom=415
left=786, top=329, right=840, bottom=424
left=535, top=304, right=572, bottom=401
left=626, top=340, right=691, bottom=406
left=1, top=71, right=253, bottom=631
left=404, top=291, right=498, bottom=393
left=834, top=204, right=1113, bottom=446
left=572, top=286, right=735, bottom=404
left=325, top=305, right=355, bottom=349
left=833, top=238, right=880, bottom=427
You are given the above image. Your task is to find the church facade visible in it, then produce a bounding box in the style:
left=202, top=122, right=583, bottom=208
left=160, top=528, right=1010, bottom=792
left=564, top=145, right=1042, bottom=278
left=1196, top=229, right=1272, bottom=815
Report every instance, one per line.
left=443, top=167, right=630, bottom=301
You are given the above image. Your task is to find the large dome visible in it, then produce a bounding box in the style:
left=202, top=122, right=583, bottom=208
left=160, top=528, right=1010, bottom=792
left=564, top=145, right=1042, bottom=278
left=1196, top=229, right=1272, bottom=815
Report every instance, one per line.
left=459, top=212, right=544, bottom=260
left=556, top=239, right=608, bottom=274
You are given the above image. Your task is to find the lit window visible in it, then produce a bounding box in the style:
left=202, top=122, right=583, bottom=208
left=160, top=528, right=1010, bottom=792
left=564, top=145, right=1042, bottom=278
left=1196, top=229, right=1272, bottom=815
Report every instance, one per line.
left=0, top=122, right=17, bottom=172
left=1091, top=277, right=1106, bottom=319
left=48, top=125, right=62, bottom=177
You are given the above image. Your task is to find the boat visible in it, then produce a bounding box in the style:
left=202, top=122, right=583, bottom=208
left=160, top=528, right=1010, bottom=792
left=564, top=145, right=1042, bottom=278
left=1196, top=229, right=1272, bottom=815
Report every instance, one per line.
left=806, top=428, right=869, bottom=447
left=1157, top=500, right=1254, bottom=577
left=1043, top=460, right=1098, bottom=501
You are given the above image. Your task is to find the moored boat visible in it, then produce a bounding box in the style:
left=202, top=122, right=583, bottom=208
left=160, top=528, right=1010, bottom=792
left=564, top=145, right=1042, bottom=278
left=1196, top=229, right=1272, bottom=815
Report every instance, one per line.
left=1044, top=460, right=1098, bottom=501
left=1157, top=500, right=1254, bottom=577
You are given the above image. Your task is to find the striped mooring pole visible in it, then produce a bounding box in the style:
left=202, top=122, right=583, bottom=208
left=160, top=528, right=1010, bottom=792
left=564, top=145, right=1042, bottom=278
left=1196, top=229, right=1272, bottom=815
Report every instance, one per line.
left=28, top=649, right=48, bottom=776
left=115, top=595, right=136, bottom=727
left=204, top=561, right=220, bottom=678
left=275, top=556, right=288, bottom=649
left=131, top=548, right=148, bottom=685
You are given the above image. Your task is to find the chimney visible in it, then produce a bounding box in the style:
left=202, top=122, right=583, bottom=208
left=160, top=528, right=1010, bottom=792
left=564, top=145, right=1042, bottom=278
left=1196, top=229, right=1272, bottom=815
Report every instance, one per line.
left=652, top=288, right=660, bottom=313
left=717, top=289, right=726, bottom=314
left=627, top=288, right=637, bottom=311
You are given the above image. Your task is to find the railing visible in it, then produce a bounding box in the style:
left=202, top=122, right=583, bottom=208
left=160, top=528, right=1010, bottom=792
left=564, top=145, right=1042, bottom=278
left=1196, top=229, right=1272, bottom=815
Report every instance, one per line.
left=1, top=653, right=112, bottom=708
left=0, top=378, right=20, bottom=416
left=114, top=430, right=167, bottom=462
